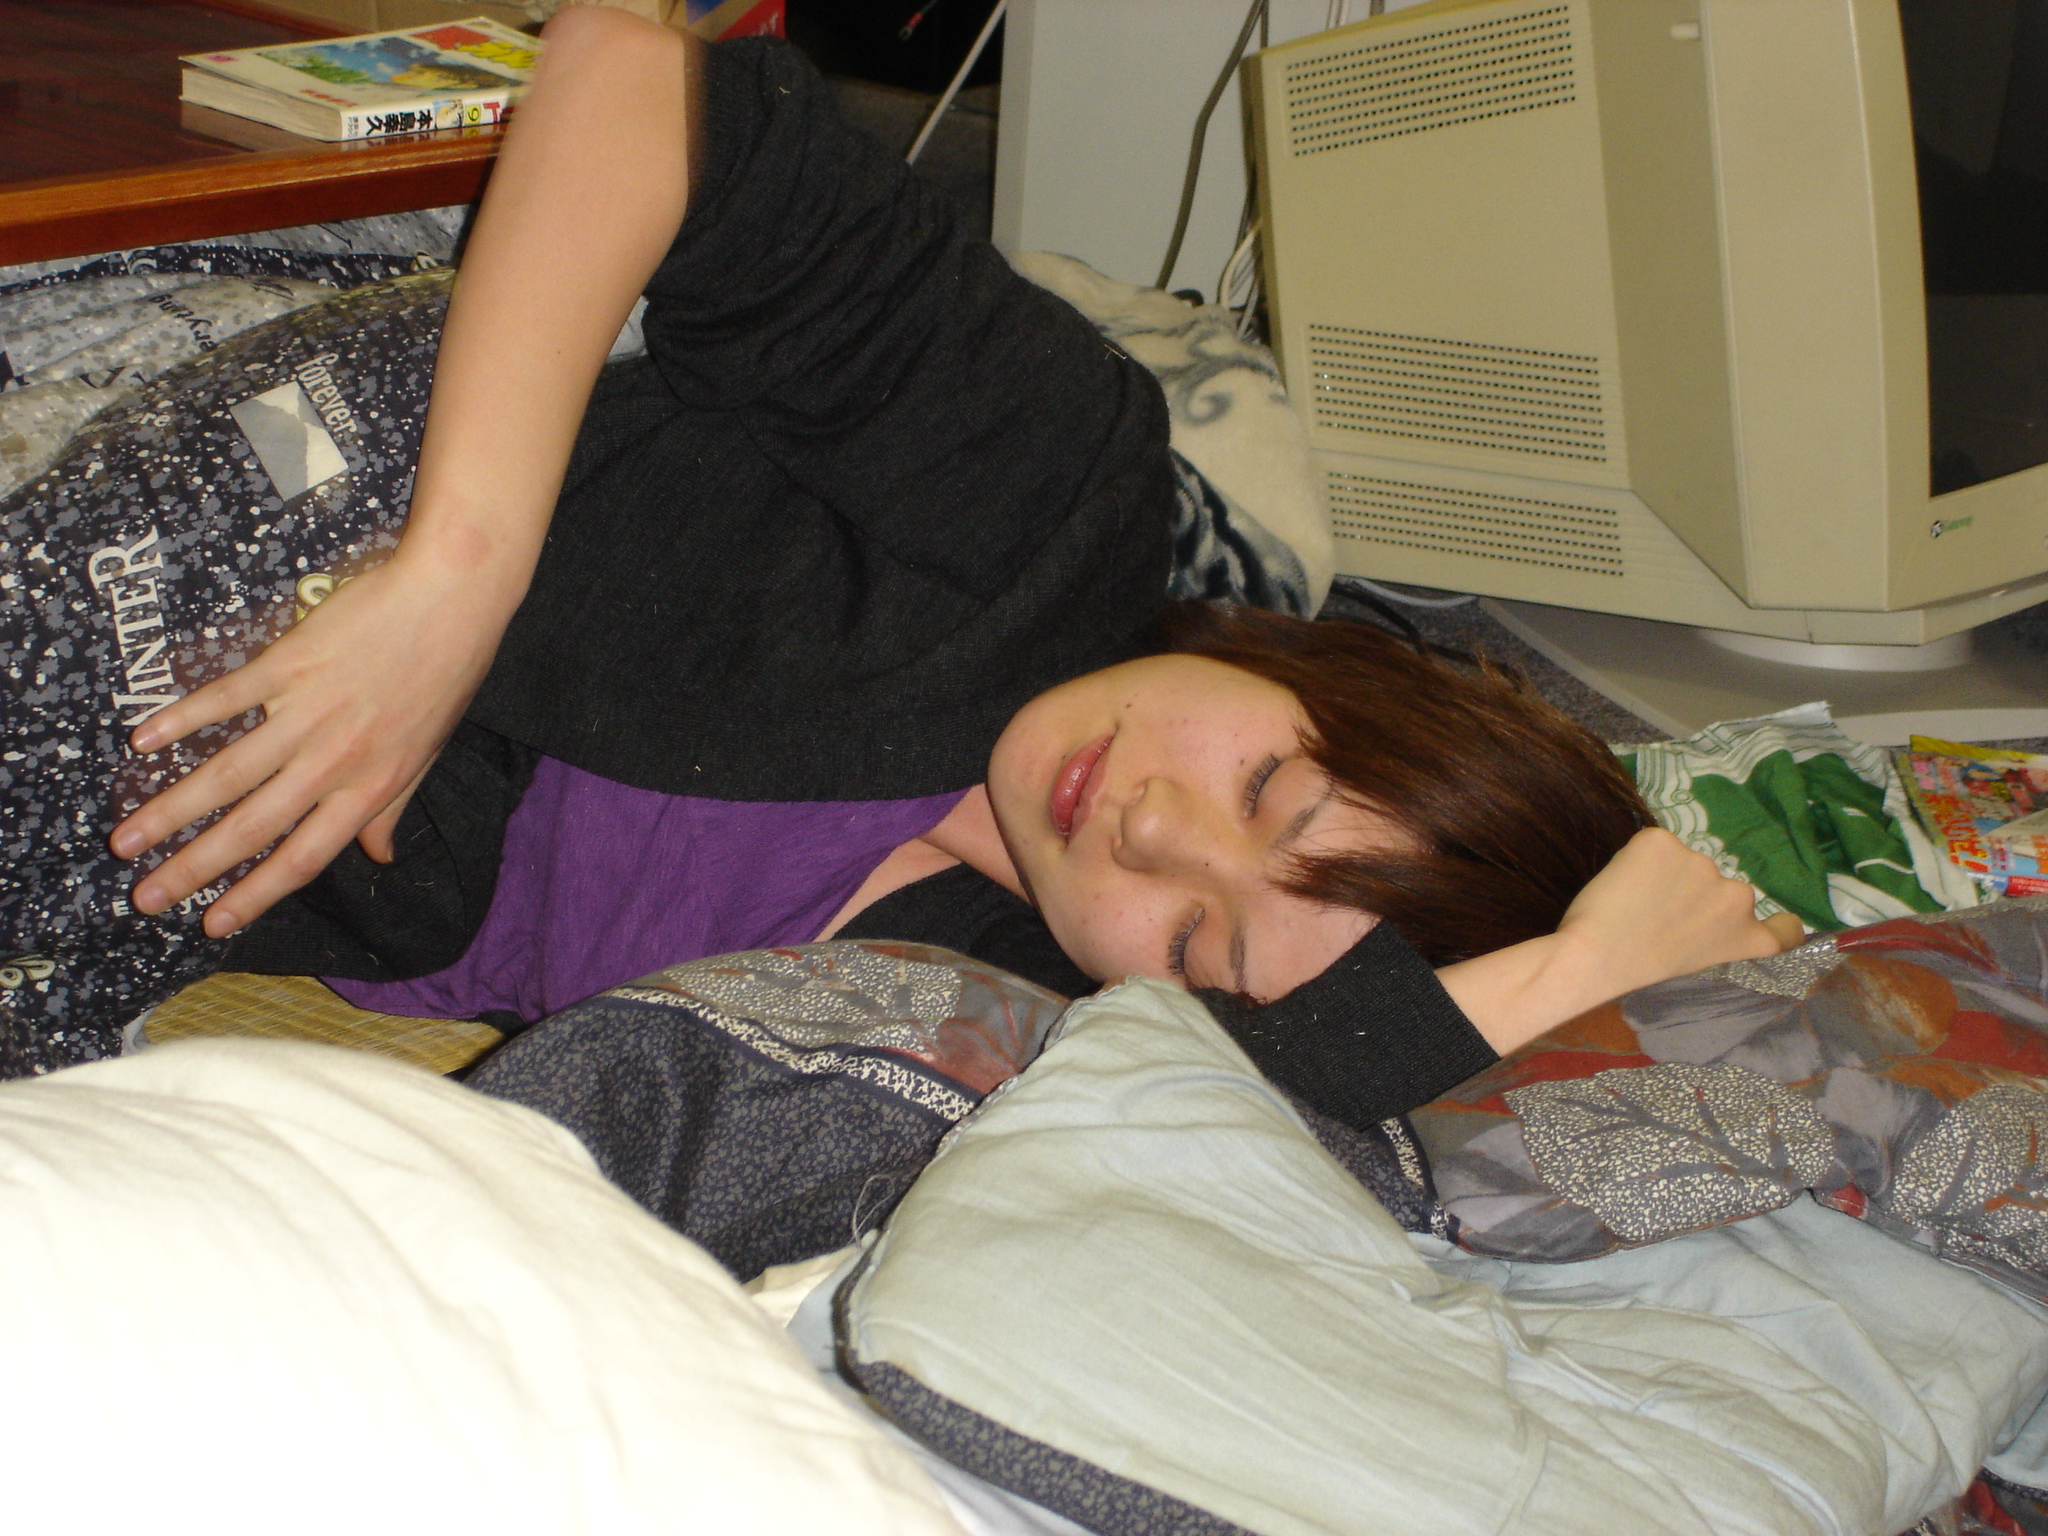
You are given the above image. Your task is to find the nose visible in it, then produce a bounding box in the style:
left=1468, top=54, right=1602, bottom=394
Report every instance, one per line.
left=1115, top=778, right=1238, bottom=877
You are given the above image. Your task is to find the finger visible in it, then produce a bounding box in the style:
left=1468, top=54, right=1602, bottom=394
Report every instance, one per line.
left=356, top=760, right=433, bottom=864
left=1762, top=911, right=1808, bottom=952
left=203, top=797, right=384, bottom=937
left=357, top=804, right=404, bottom=865
left=111, top=721, right=300, bottom=860
left=127, top=739, right=371, bottom=912
left=127, top=660, right=275, bottom=754
left=128, top=773, right=313, bottom=916
left=142, top=724, right=424, bottom=915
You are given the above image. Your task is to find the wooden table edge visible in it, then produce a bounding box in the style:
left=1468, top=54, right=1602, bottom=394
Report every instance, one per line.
left=0, top=128, right=501, bottom=267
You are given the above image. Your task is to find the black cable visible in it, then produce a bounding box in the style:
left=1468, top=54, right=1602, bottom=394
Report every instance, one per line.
left=1155, top=0, right=1268, bottom=293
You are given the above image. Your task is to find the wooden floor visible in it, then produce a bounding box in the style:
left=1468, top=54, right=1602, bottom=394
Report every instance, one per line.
left=0, top=1, right=321, bottom=186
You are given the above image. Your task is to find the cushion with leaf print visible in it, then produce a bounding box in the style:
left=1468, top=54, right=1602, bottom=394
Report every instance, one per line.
left=470, top=941, right=1070, bottom=1281
left=1406, top=898, right=2048, bottom=1301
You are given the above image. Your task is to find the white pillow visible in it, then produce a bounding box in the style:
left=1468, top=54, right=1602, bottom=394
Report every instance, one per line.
left=841, top=977, right=2048, bottom=1536
left=0, top=1038, right=965, bottom=1536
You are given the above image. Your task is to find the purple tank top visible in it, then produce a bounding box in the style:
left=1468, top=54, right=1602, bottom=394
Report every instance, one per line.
left=329, top=756, right=967, bottom=1023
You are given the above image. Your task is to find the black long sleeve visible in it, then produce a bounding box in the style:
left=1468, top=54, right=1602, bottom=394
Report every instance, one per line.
left=846, top=868, right=1496, bottom=1129
left=1197, top=922, right=1499, bottom=1128
left=837, top=863, right=1096, bottom=1001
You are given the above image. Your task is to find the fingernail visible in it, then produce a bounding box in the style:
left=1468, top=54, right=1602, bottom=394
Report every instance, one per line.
left=207, top=907, right=242, bottom=938
left=133, top=882, right=166, bottom=914
left=111, top=828, right=141, bottom=859
left=130, top=727, right=161, bottom=752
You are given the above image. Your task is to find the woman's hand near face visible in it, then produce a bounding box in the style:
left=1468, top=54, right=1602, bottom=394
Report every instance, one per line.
left=108, top=7, right=699, bottom=937
left=1548, top=826, right=1806, bottom=999
left=1438, top=827, right=1805, bottom=1056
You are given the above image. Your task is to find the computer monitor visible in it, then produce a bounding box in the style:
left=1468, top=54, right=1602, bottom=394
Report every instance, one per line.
left=1247, top=0, right=2048, bottom=740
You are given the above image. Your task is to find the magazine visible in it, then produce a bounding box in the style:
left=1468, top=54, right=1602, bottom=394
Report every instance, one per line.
left=1893, top=736, right=2048, bottom=897
left=181, top=17, right=539, bottom=142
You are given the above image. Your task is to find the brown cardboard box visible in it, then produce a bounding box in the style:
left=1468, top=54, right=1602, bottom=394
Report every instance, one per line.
left=247, top=1, right=783, bottom=40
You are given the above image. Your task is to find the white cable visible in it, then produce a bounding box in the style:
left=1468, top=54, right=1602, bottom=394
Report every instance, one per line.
left=1217, top=219, right=1260, bottom=311
left=1326, top=0, right=1349, bottom=27
left=1337, top=576, right=1479, bottom=608
left=907, top=0, right=1008, bottom=165
left=1221, top=240, right=1260, bottom=339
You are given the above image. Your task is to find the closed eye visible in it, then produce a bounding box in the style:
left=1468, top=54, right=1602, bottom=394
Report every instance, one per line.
left=1167, top=909, right=1202, bottom=979
left=1244, top=753, right=1282, bottom=817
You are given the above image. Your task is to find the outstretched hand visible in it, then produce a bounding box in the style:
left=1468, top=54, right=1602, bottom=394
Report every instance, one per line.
left=110, top=548, right=518, bottom=938
left=1440, top=827, right=1805, bottom=1055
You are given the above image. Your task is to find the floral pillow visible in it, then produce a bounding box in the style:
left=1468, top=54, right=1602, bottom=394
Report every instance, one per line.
left=1406, top=898, right=2048, bottom=1302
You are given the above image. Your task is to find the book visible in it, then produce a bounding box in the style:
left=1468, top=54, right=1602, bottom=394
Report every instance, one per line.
left=181, top=17, right=539, bottom=143
left=1894, top=736, right=2048, bottom=897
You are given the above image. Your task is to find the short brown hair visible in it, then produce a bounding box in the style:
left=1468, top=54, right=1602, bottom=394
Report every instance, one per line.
left=1153, top=603, right=1652, bottom=966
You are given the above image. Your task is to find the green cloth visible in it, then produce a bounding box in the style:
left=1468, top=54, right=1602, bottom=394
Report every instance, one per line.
left=1620, top=703, right=1975, bottom=931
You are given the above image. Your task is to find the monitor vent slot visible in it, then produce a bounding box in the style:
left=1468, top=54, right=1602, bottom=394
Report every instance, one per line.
left=1284, top=4, right=1577, bottom=155
left=1308, top=323, right=1608, bottom=461
left=1327, top=472, right=1624, bottom=576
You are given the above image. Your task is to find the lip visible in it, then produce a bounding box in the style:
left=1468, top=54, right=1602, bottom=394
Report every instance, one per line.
left=1049, top=733, right=1114, bottom=842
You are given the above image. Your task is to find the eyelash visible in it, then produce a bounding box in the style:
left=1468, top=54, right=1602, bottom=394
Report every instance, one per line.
left=1167, top=910, right=1202, bottom=978
left=1170, top=756, right=1282, bottom=979
left=1244, top=754, right=1282, bottom=817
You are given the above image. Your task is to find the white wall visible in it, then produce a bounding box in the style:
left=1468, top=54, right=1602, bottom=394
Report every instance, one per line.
left=993, top=0, right=1435, bottom=297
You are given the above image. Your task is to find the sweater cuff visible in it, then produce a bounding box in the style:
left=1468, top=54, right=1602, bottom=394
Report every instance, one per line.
left=1196, top=922, right=1498, bottom=1130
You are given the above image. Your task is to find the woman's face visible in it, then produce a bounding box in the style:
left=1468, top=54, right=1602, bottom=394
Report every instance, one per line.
left=986, top=655, right=1396, bottom=999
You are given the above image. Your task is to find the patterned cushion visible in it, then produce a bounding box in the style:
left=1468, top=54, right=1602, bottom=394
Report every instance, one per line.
left=1, top=271, right=449, bottom=1073
left=470, top=941, right=1067, bottom=1279
left=1407, top=898, right=2048, bottom=1302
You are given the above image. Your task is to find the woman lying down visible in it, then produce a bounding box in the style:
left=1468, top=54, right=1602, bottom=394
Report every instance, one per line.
left=0, top=9, right=1798, bottom=1108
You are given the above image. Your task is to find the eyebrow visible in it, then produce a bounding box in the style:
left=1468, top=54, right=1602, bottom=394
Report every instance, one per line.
left=1229, top=786, right=1333, bottom=996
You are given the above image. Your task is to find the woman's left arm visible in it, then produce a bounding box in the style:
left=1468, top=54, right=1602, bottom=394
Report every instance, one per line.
left=111, top=8, right=700, bottom=937
left=1436, top=827, right=1806, bottom=1056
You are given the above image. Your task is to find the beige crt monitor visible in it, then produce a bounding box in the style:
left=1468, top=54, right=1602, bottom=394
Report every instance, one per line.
left=1247, top=0, right=2048, bottom=742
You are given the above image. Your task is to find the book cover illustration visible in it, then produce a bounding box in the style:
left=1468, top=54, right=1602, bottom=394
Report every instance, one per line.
left=256, top=33, right=524, bottom=96
left=1894, top=736, right=2048, bottom=897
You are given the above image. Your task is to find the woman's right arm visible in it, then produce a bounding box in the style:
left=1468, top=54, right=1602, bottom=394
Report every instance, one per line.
left=110, top=6, right=701, bottom=938
left=1437, top=827, right=1807, bottom=1056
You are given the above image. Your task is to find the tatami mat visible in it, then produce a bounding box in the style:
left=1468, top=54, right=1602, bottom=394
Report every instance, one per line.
left=148, top=971, right=503, bottom=1076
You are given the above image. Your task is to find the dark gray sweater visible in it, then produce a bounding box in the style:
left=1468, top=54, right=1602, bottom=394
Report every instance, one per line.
left=468, top=39, right=1176, bottom=802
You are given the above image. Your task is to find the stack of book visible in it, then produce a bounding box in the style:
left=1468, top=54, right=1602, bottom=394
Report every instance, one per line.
left=180, top=16, right=540, bottom=142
